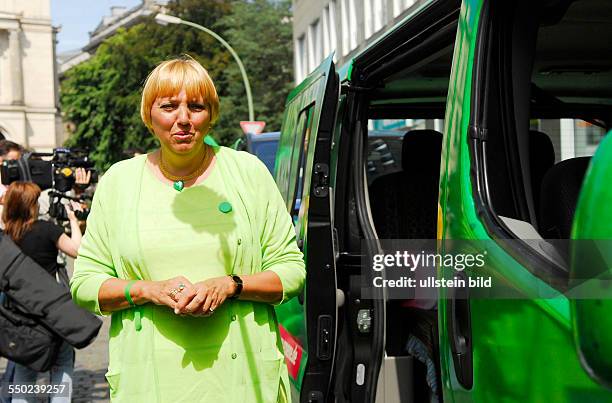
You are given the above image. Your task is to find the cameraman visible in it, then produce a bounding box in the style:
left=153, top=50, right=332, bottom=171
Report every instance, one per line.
left=0, top=140, right=22, bottom=162
left=1, top=142, right=91, bottom=222
left=0, top=140, right=24, bottom=208
left=1, top=181, right=83, bottom=403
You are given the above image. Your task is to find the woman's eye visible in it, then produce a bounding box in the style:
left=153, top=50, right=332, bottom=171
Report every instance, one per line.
left=189, top=104, right=205, bottom=111
left=161, top=104, right=175, bottom=110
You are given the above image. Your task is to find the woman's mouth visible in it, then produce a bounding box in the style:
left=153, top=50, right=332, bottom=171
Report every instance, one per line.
left=172, top=132, right=193, bottom=142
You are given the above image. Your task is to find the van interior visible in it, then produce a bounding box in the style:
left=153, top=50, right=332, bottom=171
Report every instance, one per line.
left=329, top=0, right=610, bottom=401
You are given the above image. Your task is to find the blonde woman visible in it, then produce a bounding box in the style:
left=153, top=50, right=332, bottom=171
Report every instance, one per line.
left=70, top=56, right=305, bottom=402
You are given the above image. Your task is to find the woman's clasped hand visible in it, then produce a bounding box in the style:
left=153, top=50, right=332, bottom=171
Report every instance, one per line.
left=135, top=275, right=236, bottom=316
left=174, top=276, right=236, bottom=316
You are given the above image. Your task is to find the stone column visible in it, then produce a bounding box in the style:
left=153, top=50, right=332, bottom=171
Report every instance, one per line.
left=9, top=28, right=24, bottom=105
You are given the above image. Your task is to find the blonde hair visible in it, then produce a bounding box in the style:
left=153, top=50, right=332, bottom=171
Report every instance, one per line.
left=140, top=55, right=220, bottom=130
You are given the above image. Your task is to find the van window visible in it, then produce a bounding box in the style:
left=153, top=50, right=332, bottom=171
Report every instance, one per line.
left=529, top=119, right=606, bottom=161
left=291, top=105, right=315, bottom=216
left=473, top=0, right=612, bottom=276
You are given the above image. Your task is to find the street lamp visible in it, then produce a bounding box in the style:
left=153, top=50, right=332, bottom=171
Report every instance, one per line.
left=154, top=13, right=255, bottom=122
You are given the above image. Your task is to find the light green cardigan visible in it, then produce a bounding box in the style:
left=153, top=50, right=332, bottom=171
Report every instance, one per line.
left=70, top=146, right=305, bottom=402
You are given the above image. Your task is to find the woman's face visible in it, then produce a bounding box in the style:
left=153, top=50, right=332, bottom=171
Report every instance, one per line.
left=150, top=88, right=211, bottom=155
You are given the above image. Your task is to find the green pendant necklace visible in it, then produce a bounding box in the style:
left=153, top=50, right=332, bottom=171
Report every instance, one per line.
left=173, top=180, right=185, bottom=192
left=160, top=149, right=209, bottom=192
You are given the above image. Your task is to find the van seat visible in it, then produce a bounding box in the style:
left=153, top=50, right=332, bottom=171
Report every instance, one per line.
left=529, top=130, right=555, bottom=216
left=539, top=156, right=591, bottom=240
left=369, top=130, right=443, bottom=239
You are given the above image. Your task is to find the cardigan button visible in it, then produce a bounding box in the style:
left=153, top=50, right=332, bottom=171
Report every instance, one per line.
left=231, top=353, right=237, bottom=359
left=231, top=315, right=237, bottom=321
left=219, top=202, right=232, bottom=213
left=237, top=238, right=242, bottom=245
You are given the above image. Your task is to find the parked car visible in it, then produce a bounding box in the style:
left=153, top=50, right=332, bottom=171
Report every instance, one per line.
left=273, top=0, right=612, bottom=402
left=234, top=131, right=280, bottom=174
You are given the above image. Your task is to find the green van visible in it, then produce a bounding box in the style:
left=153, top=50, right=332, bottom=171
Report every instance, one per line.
left=274, top=0, right=612, bottom=401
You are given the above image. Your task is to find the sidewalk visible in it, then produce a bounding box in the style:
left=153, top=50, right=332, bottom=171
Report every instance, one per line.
left=0, top=315, right=110, bottom=402
left=72, top=316, right=111, bottom=402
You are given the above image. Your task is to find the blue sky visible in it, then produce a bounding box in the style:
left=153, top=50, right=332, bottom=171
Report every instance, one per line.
left=51, top=0, right=142, bottom=54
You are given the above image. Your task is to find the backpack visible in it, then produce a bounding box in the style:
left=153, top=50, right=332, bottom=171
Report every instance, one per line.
left=0, top=292, right=62, bottom=372
left=0, top=233, right=101, bottom=371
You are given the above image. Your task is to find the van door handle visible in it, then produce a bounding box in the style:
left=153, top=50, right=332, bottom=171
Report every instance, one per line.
left=312, top=163, right=329, bottom=198
left=447, top=272, right=473, bottom=389
left=450, top=297, right=469, bottom=354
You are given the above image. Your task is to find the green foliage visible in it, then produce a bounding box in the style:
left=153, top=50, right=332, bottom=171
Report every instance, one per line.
left=215, top=0, right=294, bottom=145
left=60, top=0, right=293, bottom=171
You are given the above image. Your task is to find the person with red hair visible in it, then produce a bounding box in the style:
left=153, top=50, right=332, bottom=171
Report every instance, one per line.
left=1, top=181, right=83, bottom=403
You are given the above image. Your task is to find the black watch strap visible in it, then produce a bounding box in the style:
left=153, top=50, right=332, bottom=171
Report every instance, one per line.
left=229, top=275, right=243, bottom=299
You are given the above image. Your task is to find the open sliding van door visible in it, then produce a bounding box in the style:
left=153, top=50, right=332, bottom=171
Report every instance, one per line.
left=274, top=55, right=340, bottom=403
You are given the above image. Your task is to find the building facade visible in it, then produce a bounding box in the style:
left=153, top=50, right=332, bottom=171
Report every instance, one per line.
left=293, top=0, right=425, bottom=84
left=58, top=0, right=167, bottom=76
left=0, top=0, right=61, bottom=151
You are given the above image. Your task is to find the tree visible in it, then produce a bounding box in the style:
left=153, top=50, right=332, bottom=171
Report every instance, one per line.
left=214, top=0, right=294, bottom=145
left=60, top=0, right=293, bottom=171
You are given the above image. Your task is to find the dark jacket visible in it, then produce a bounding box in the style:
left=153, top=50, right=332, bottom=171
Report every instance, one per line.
left=0, top=233, right=102, bottom=349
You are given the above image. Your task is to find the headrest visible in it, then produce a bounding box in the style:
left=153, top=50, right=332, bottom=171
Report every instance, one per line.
left=529, top=130, right=556, bottom=212
left=529, top=130, right=555, bottom=166
left=540, top=156, right=591, bottom=239
left=401, top=129, right=443, bottom=172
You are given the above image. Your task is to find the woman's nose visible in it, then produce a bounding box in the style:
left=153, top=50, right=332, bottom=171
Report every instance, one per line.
left=177, top=105, right=190, bottom=124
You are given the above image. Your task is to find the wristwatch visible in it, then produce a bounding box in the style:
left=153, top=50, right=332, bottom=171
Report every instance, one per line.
left=229, top=275, right=243, bottom=299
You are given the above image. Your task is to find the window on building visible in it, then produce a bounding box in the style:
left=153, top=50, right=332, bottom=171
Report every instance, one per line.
left=322, top=1, right=337, bottom=60
left=364, top=0, right=373, bottom=38
left=308, top=19, right=322, bottom=73
left=373, top=0, right=384, bottom=32
left=295, top=35, right=307, bottom=84
left=341, top=0, right=358, bottom=55
left=365, top=0, right=386, bottom=39
left=393, top=0, right=416, bottom=18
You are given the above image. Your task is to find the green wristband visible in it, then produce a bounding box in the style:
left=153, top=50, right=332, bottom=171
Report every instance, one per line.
left=124, top=280, right=137, bottom=308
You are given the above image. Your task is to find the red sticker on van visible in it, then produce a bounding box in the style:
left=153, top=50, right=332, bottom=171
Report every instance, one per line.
left=279, top=325, right=303, bottom=380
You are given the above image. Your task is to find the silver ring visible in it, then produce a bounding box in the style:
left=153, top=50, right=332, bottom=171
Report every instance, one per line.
left=208, top=308, right=215, bottom=313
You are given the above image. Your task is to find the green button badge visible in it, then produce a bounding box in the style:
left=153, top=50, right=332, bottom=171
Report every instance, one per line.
left=219, top=201, right=232, bottom=213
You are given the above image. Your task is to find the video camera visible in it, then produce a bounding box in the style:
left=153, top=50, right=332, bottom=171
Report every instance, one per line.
left=0, top=148, right=97, bottom=221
